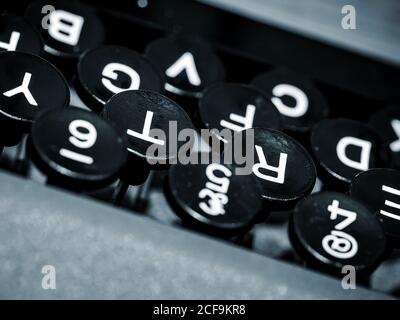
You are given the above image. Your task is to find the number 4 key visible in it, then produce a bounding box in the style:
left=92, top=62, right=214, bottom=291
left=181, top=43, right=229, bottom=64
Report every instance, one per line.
left=289, top=192, right=387, bottom=276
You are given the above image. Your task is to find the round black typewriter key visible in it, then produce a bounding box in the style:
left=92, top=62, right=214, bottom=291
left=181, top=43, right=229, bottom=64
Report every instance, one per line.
left=102, top=90, right=195, bottom=171
left=310, top=118, right=388, bottom=189
left=27, top=107, right=128, bottom=190
left=166, top=161, right=264, bottom=236
left=145, top=36, right=225, bottom=98
left=0, top=51, right=69, bottom=130
left=76, top=45, right=165, bottom=113
left=349, top=168, right=400, bottom=246
left=369, top=105, right=400, bottom=169
left=289, top=192, right=386, bottom=275
left=198, top=83, right=282, bottom=140
left=251, top=68, right=329, bottom=135
left=0, top=13, right=43, bottom=55
left=25, top=0, right=104, bottom=58
left=226, top=128, right=316, bottom=210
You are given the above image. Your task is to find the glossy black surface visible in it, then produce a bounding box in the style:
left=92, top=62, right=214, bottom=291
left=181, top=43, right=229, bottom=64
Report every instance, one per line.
left=228, top=128, right=316, bottom=209
left=146, top=36, right=225, bottom=97
left=76, top=45, right=165, bottom=113
left=251, top=68, right=329, bottom=134
left=290, top=192, right=386, bottom=274
left=166, top=161, right=263, bottom=235
left=25, top=0, right=104, bottom=58
left=27, top=107, right=127, bottom=190
left=198, top=83, right=282, bottom=139
left=0, top=0, right=399, bottom=299
left=310, top=118, right=388, bottom=187
left=0, top=51, right=69, bottom=129
left=0, top=12, right=43, bottom=55
left=102, top=90, right=194, bottom=166
left=349, top=168, right=400, bottom=245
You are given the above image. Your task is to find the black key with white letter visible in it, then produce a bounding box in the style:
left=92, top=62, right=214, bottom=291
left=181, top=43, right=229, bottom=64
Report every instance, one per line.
left=227, top=128, right=316, bottom=211
left=166, top=161, right=264, bottom=236
left=369, top=105, right=400, bottom=169
left=27, top=107, right=127, bottom=191
left=25, top=0, right=104, bottom=58
left=0, top=12, right=43, bottom=55
left=102, top=90, right=195, bottom=182
left=349, top=168, right=400, bottom=247
left=289, top=192, right=386, bottom=276
left=198, top=83, right=282, bottom=140
left=310, top=118, right=388, bottom=189
left=0, top=51, right=69, bottom=131
left=75, top=45, right=165, bottom=113
left=251, top=68, right=329, bottom=136
left=145, top=36, right=225, bottom=98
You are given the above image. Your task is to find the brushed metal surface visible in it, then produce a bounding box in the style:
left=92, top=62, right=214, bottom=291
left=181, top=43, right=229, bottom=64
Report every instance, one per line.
left=0, top=170, right=392, bottom=299
left=199, top=0, right=400, bottom=66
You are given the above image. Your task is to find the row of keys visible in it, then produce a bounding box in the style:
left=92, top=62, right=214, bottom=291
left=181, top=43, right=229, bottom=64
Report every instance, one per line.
left=167, top=159, right=400, bottom=275
left=0, top=48, right=398, bottom=238
left=1, top=1, right=399, bottom=280
left=0, top=3, right=332, bottom=134
left=9, top=80, right=394, bottom=279
left=0, top=52, right=396, bottom=184
left=25, top=89, right=193, bottom=190
left=2, top=10, right=398, bottom=174
left=22, top=103, right=398, bottom=263
left=13, top=77, right=396, bottom=242
left=1, top=3, right=399, bottom=159
left=168, top=162, right=400, bottom=275
left=0, top=51, right=397, bottom=171
left=0, top=25, right=397, bottom=196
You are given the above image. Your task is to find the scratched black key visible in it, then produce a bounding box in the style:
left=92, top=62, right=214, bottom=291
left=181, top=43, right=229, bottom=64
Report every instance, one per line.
left=25, top=0, right=105, bottom=58
left=27, top=107, right=128, bottom=191
left=145, top=36, right=225, bottom=98
left=102, top=90, right=195, bottom=184
left=166, top=160, right=263, bottom=236
left=226, top=128, right=316, bottom=211
left=0, top=51, right=69, bottom=132
left=251, top=68, right=329, bottom=136
left=0, top=12, right=43, bottom=55
left=289, top=192, right=387, bottom=275
left=369, top=105, right=400, bottom=169
left=349, top=168, right=400, bottom=247
left=76, top=45, right=165, bottom=113
left=198, top=83, right=282, bottom=140
left=310, top=118, right=388, bottom=189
